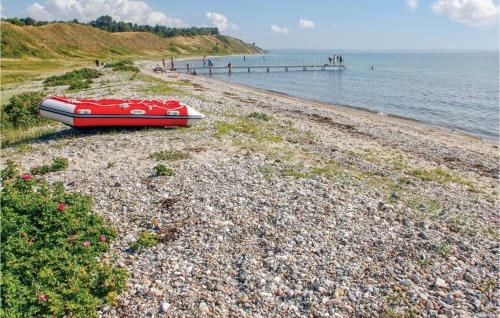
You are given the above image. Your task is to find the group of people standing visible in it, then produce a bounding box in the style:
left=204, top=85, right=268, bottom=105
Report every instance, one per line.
left=202, top=55, right=214, bottom=67
left=328, top=54, right=343, bottom=65
left=161, top=57, right=177, bottom=71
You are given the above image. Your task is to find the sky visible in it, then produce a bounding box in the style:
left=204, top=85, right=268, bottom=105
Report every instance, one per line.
left=1, top=0, right=499, bottom=50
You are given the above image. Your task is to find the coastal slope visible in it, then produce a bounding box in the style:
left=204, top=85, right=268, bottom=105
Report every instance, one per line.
left=0, top=21, right=264, bottom=59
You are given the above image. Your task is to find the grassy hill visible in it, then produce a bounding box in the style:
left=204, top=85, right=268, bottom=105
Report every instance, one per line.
left=1, top=21, right=263, bottom=58
left=0, top=21, right=263, bottom=85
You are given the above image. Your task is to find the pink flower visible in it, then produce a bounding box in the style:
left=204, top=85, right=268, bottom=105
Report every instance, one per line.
left=58, top=203, right=66, bottom=212
left=99, top=235, right=106, bottom=242
left=38, top=293, right=47, bottom=302
left=82, top=241, right=91, bottom=247
left=21, top=175, right=32, bottom=180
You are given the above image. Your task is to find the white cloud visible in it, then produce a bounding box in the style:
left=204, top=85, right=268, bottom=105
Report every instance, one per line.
left=26, top=2, right=51, bottom=20
left=24, top=0, right=183, bottom=26
left=271, top=24, right=289, bottom=34
left=407, top=0, right=418, bottom=9
left=432, top=0, right=498, bottom=26
left=205, top=11, right=239, bottom=32
left=299, top=18, right=315, bottom=29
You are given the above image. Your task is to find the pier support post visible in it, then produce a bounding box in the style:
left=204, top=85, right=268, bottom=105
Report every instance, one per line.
left=248, top=68, right=250, bottom=73
left=285, top=67, right=288, bottom=72
left=267, top=67, right=269, bottom=72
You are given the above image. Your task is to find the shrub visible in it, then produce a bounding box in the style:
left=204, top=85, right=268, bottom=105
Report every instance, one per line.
left=113, top=65, right=139, bottom=72
left=154, top=164, right=175, bottom=176
left=44, top=68, right=101, bottom=87
left=0, top=175, right=127, bottom=317
left=68, top=79, right=91, bottom=90
left=104, top=60, right=139, bottom=72
left=1, top=92, right=47, bottom=128
left=1, top=160, right=18, bottom=181
left=130, top=231, right=157, bottom=251
left=103, top=60, right=133, bottom=69
left=31, top=157, right=68, bottom=175
left=150, top=150, right=190, bottom=161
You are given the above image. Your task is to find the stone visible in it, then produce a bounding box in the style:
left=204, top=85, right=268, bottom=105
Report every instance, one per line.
left=334, top=288, right=345, bottom=298
left=239, top=294, right=249, bottom=304
left=160, top=302, right=171, bottom=313
left=199, top=301, right=209, bottom=314
left=464, top=273, right=475, bottom=283
left=434, top=278, right=447, bottom=289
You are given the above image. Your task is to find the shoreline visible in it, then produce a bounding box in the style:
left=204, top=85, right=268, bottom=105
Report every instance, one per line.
left=172, top=66, right=497, bottom=150
left=194, top=73, right=498, bottom=143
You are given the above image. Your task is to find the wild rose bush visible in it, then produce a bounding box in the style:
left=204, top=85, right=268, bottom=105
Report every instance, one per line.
left=0, top=174, right=127, bottom=317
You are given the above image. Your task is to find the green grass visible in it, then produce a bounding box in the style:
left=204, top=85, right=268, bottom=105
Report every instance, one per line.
left=435, top=243, right=452, bottom=257
left=408, top=167, right=459, bottom=183
left=0, top=174, right=127, bottom=317
left=281, top=165, right=309, bottom=178
left=247, top=112, right=273, bottom=121
left=310, top=160, right=346, bottom=179
left=0, top=59, right=94, bottom=86
left=1, top=126, right=63, bottom=149
left=30, top=157, right=68, bottom=175
left=139, top=84, right=187, bottom=96
left=150, top=150, right=190, bottom=161
left=133, top=73, right=188, bottom=96
left=259, top=160, right=351, bottom=181
left=130, top=231, right=158, bottom=251
left=167, top=80, right=193, bottom=86
left=407, top=167, right=482, bottom=193
left=214, top=118, right=283, bottom=142
left=154, top=164, right=175, bottom=176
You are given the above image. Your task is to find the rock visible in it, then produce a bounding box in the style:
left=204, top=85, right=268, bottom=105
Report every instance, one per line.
left=382, top=204, right=394, bottom=211
left=239, top=294, right=249, bottom=304
left=400, top=279, right=413, bottom=287
left=434, top=278, right=447, bottom=289
left=348, top=292, right=357, bottom=302
left=334, top=288, right=345, bottom=298
left=417, top=232, right=428, bottom=240
left=160, top=302, right=171, bottom=313
left=150, top=287, right=163, bottom=297
left=464, top=273, right=475, bottom=283
left=199, top=301, right=209, bottom=314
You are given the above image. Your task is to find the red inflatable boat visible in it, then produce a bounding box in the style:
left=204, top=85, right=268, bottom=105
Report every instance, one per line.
left=39, top=96, right=204, bottom=127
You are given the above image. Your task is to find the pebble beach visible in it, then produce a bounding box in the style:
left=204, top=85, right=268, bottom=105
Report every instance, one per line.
left=2, top=62, right=498, bottom=317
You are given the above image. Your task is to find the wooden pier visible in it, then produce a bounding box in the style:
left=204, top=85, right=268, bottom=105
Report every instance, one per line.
left=174, top=64, right=345, bottom=74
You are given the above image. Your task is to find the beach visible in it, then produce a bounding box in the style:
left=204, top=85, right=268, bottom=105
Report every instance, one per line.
left=2, top=62, right=498, bottom=317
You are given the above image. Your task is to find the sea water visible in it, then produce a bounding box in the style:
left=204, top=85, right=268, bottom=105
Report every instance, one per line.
left=191, top=50, right=499, bottom=140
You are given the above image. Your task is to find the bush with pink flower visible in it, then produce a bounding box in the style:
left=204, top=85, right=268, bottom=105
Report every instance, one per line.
left=1, top=172, right=127, bottom=317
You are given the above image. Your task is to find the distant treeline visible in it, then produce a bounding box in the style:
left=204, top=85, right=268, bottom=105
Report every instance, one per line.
left=2, top=15, right=220, bottom=38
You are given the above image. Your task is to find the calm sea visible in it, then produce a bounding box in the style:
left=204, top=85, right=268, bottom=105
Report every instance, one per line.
left=189, top=50, right=499, bottom=141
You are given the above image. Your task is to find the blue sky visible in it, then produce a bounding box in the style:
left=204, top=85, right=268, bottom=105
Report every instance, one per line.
left=2, top=0, right=499, bottom=49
